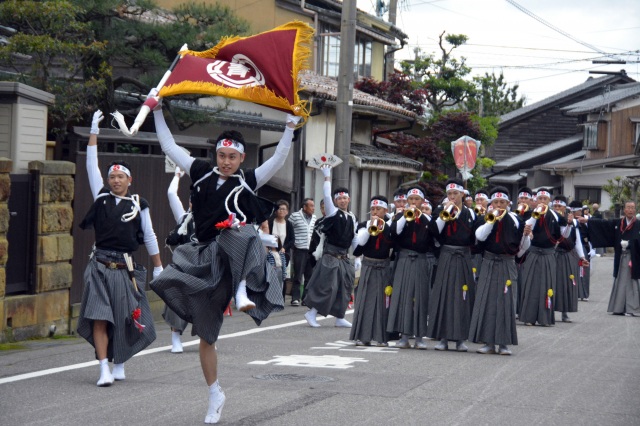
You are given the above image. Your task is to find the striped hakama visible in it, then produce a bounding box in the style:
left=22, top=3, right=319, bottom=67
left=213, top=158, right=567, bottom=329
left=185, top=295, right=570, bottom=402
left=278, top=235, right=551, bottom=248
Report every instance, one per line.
left=578, top=262, right=590, bottom=300
left=427, top=245, right=475, bottom=341
left=608, top=250, right=640, bottom=314
left=386, top=250, right=434, bottom=338
left=468, top=251, right=518, bottom=346
left=304, top=243, right=354, bottom=318
left=163, top=306, right=188, bottom=334
left=151, top=226, right=283, bottom=345
left=555, top=249, right=579, bottom=313
left=518, top=246, right=556, bottom=326
left=77, top=249, right=156, bottom=364
left=350, top=257, right=391, bottom=344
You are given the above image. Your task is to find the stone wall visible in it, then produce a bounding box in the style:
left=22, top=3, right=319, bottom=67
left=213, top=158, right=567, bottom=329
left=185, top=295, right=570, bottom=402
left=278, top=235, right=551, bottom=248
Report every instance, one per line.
left=0, top=160, right=75, bottom=342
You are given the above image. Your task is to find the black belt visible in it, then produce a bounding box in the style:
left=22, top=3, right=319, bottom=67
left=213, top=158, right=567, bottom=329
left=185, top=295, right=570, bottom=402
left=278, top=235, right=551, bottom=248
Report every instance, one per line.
left=96, top=258, right=128, bottom=269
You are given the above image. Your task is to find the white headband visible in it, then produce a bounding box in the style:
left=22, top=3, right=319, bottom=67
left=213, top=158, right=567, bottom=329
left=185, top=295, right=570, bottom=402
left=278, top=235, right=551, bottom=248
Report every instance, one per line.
left=553, top=200, right=566, bottom=207
left=536, top=190, right=550, bottom=198
left=407, top=188, right=425, bottom=199
left=518, top=192, right=532, bottom=199
left=216, top=138, right=245, bottom=154
left=446, top=183, right=464, bottom=192
left=108, top=164, right=131, bottom=177
left=475, top=193, right=488, bottom=200
left=370, top=199, right=388, bottom=209
left=394, top=194, right=407, bottom=201
left=490, top=192, right=510, bottom=202
left=334, top=191, right=349, bottom=199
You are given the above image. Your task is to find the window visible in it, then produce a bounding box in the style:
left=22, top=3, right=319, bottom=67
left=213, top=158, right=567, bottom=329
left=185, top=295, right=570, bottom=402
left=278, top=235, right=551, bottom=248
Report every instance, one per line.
left=319, top=23, right=372, bottom=79
left=635, top=122, right=640, bottom=146
left=583, top=122, right=598, bottom=149
left=575, top=186, right=601, bottom=204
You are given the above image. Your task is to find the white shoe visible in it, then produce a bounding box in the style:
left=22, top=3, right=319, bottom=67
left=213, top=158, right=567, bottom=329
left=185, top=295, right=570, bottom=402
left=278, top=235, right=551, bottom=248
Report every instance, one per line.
left=235, top=281, right=256, bottom=312
left=304, top=309, right=320, bottom=327
left=97, top=361, right=114, bottom=387
left=171, top=331, right=184, bottom=353
left=112, top=363, right=125, bottom=381
left=335, top=318, right=352, bottom=328
left=205, top=384, right=226, bottom=424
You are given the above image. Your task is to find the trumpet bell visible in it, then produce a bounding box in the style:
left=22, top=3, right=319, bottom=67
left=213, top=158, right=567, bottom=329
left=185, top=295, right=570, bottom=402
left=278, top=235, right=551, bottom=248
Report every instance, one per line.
left=368, top=218, right=385, bottom=236
left=474, top=205, right=486, bottom=215
left=404, top=207, right=422, bottom=222
left=532, top=204, right=548, bottom=219
left=485, top=208, right=507, bottom=224
left=439, top=204, right=459, bottom=222
left=516, top=203, right=529, bottom=215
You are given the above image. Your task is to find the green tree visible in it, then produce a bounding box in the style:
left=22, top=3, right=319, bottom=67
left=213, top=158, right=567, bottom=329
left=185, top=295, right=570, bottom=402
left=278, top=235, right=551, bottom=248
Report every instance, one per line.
left=399, top=31, right=476, bottom=114
left=466, top=72, right=526, bottom=117
left=0, top=0, right=110, bottom=140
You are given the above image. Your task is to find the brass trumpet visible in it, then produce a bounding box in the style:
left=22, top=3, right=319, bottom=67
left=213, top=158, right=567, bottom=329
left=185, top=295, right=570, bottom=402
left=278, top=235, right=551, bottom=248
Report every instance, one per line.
left=474, top=205, right=486, bottom=215
left=368, top=218, right=385, bottom=236
left=439, top=204, right=459, bottom=222
left=486, top=208, right=507, bottom=224
left=404, top=207, right=422, bottom=222
left=532, top=204, right=549, bottom=219
left=516, top=203, right=529, bottom=216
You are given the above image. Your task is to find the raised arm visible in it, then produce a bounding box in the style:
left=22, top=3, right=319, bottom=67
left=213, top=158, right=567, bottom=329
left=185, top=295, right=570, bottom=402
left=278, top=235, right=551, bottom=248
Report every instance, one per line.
left=167, top=167, right=186, bottom=223
left=153, top=109, right=195, bottom=174
left=320, top=165, right=337, bottom=217
left=87, top=111, right=105, bottom=200
left=254, top=114, right=300, bottom=188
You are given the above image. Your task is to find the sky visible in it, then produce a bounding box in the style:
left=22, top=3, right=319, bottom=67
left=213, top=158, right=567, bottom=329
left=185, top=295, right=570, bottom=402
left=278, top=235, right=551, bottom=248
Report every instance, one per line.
left=356, top=0, right=640, bottom=105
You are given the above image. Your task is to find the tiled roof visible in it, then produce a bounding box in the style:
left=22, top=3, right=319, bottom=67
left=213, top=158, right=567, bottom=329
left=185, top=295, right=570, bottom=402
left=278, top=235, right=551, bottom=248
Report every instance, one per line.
left=562, top=82, right=640, bottom=115
left=299, top=71, right=417, bottom=119
left=350, top=143, right=422, bottom=173
left=499, top=75, right=630, bottom=124
left=493, top=134, right=583, bottom=170
left=536, top=154, right=638, bottom=172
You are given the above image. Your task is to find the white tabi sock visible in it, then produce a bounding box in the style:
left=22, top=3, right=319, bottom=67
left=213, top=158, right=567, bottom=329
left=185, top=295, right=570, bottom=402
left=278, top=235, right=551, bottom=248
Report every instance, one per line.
left=205, top=380, right=226, bottom=424
left=171, top=331, right=184, bottom=353
left=235, top=279, right=256, bottom=312
left=112, top=363, right=125, bottom=381
left=304, top=307, right=320, bottom=327
left=97, top=359, right=114, bottom=387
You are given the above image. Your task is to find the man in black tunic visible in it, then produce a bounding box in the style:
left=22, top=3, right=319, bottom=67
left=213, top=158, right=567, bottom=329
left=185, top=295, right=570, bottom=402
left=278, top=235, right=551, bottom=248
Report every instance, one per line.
left=579, top=201, right=640, bottom=316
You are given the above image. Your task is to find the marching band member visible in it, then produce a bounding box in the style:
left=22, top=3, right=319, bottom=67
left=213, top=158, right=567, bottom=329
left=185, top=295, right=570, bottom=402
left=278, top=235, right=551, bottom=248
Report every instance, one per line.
left=351, top=196, right=395, bottom=347
left=518, top=188, right=566, bottom=327
left=151, top=93, right=300, bottom=424
left=514, top=187, right=534, bottom=315
left=569, top=201, right=593, bottom=301
left=387, top=187, right=437, bottom=349
left=393, top=188, right=408, bottom=214
left=304, top=164, right=358, bottom=328
left=579, top=201, right=640, bottom=316
left=469, top=186, right=531, bottom=355
left=77, top=110, right=162, bottom=386
left=427, top=179, right=482, bottom=351
left=552, top=196, right=589, bottom=323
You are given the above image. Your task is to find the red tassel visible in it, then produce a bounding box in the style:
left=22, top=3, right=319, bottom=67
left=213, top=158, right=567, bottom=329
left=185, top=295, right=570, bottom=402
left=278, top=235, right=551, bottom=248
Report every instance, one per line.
left=447, top=224, right=451, bottom=237
left=453, top=222, right=457, bottom=232
left=376, top=234, right=381, bottom=250
left=496, top=221, right=503, bottom=243
left=412, top=231, right=417, bottom=244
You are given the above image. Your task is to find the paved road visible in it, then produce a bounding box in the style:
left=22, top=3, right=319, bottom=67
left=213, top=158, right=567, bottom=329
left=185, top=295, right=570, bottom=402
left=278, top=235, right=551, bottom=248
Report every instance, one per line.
left=1, top=255, right=639, bottom=425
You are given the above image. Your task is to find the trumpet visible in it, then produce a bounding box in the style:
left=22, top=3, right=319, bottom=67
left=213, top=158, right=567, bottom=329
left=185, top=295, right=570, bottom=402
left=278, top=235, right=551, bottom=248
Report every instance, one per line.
left=439, top=204, right=459, bottom=222
left=368, top=218, right=385, bottom=236
left=474, top=205, right=486, bottom=215
left=486, top=208, right=507, bottom=224
left=516, top=203, right=529, bottom=216
left=404, top=207, right=422, bottom=222
left=532, top=204, right=549, bottom=219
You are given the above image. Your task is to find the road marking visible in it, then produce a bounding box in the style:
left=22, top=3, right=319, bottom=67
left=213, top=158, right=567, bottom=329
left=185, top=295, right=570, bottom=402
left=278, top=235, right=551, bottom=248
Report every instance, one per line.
left=249, top=355, right=367, bottom=369
left=0, top=311, right=353, bottom=385
left=311, top=340, right=399, bottom=353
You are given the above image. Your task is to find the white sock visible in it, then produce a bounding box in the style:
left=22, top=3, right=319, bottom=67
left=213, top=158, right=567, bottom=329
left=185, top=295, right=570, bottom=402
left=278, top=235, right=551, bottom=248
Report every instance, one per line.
left=112, top=363, right=125, bottom=380
left=171, top=331, right=183, bottom=353
left=235, top=280, right=255, bottom=310
left=97, top=359, right=113, bottom=387
left=205, top=380, right=226, bottom=424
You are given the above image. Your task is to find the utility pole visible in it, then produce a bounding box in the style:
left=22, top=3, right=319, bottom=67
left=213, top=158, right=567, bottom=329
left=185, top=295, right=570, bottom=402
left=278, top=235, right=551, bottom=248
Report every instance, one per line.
left=384, top=0, right=398, bottom=79
left=333, top=0, right=357, bottom=189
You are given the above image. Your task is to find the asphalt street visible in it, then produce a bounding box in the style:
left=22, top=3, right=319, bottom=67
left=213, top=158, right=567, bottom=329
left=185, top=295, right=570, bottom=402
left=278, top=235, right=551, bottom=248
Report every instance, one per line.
left=1, top=255, right=638, bottom=426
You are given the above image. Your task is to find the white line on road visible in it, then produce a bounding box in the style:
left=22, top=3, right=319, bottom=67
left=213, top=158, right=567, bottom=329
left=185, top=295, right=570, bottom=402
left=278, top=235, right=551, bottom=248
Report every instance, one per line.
left=0, top=311, right=352, bottom=385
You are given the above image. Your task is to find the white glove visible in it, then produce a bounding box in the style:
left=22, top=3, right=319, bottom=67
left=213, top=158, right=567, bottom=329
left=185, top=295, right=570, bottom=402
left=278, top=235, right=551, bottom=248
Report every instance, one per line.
left=621, top=240, right=629, bottom=250
left=259, top=231, right=279, bottom=248
left=354, top=257, right=362, bottom=272
left=153, top=265, right=163, bottom=279
left=356, top=227, right=370, bottom=246
left=175, top=166, right=184, bottom=178
left=286, top=114, right=302, bottom=125
left=90, top=110, right=104, bottom=135
left=320, top=164, right=332, bottom=178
